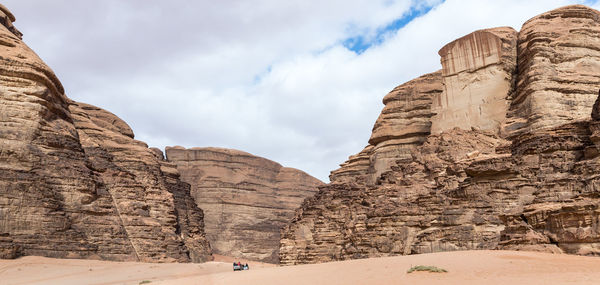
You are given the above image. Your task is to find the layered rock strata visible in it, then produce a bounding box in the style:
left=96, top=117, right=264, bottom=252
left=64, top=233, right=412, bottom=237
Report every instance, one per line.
left=505, top=5, right=600, bottom=137
left=330, top=71, right=443, bottom=184
left=0, top=5, right=211, bottom=262
left=165, top=147, right=323, bottom=263
left=280, top=5, right=600, bottom=265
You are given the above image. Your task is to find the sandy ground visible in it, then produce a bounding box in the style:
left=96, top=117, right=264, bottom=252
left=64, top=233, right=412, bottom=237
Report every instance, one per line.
left=1, top=250, right=599, bottom=285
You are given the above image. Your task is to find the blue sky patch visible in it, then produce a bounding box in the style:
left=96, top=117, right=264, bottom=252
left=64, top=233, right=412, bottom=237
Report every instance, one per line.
left=343, top=1, right=443, bottom=54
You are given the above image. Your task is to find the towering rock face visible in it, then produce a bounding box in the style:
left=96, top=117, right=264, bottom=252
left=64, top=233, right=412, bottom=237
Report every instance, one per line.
left=280, top=5, right=600, bottom=265
left=165, top=147, right=323, bottom=263
left=0, top=5, right=211, bottom=262
left=495, top=5, right=600, bottom=255
left=432, top=27, right=517, bottom=134
left=505, top=5, right=600, bottom=137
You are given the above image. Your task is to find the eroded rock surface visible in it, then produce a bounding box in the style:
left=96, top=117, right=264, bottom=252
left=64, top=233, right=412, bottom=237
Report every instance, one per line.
left=0, top=5, right=211, bottom=262
left=432, top=27, right=516, bottom=134
left=165, top=147, right=323, bottom=263
left=505, top=5, right=600, bottom=138
left=331, top=71, right=443, bottom=184
left=280, top=5, right=600, bottom=265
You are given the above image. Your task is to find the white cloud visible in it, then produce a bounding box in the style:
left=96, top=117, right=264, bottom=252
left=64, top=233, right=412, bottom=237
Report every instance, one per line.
left=3, top=0, right=596, bottom=181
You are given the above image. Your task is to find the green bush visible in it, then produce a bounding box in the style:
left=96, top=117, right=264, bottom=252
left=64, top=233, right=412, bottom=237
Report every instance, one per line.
left=407, top=265, right=448, bottom=273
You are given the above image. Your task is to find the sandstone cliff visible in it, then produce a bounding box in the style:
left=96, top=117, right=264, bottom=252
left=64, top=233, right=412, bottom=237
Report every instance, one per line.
left=505, top=5, right=600, bottom=138
left=0, top=5, right=211, bottom=262
left=280, top=5, right=600, bottom=265
left=432, top=27, right=517, bottom=134
left=331, top=71, right=443, bottom=184
left=165, top=146, right=323, bottom=263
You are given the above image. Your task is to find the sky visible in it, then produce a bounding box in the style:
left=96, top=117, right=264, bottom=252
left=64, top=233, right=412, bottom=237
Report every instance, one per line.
left=3, top=0, right=600, bottom=182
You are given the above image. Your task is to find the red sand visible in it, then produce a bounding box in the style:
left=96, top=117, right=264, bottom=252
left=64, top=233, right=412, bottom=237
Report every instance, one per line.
left=1, top=250, right=599, bottom=285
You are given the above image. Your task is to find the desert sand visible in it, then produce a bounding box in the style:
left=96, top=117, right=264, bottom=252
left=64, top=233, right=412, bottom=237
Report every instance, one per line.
left=1, top=250, right=599, bottom=285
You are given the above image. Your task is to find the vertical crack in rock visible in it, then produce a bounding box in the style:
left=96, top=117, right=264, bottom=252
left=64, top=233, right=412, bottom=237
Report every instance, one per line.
left=106, top=183, right=142, bottom=261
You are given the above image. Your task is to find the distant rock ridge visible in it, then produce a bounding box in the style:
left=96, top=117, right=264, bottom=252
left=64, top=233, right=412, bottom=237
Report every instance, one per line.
left=0, top=4, right=211, bottom=262
left=165, top=146, right=323, bottom=263
left=280, top=5, right=600, bottom=265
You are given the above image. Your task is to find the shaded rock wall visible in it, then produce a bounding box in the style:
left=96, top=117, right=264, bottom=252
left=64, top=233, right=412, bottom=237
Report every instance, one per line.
left=0, top=6, right=211, bottom=262
left=280, top=5, right=600, bottom=265
left=165, top=147, right=322, bottom=263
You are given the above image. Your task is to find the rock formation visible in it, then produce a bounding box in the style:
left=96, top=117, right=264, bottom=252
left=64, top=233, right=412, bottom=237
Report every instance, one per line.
left=0, top=5, right=211, bottom=262
left=505, top=5, right=600, bottom=138
left=165, top=147, right=323, bottom=263
left=432, top=27, right=516, bottom=134
left=280, top=5, right=600, bottom=265
left=331, top=71, right=443, bottom=184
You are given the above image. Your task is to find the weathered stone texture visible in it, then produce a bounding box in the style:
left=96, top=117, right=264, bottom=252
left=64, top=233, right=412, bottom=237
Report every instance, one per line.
left=0, top=6, right=211, bottom=262
left=329, top=145, right=373, bottom=184
left=165, top=147, right=322, bottom=263
left=280, top=5, right=600, bottom=265
left=432, top=27, right=517, bottom=134
left=506, top=5, right=600, bottom=138
left=281, top=129, right=511, bottom=265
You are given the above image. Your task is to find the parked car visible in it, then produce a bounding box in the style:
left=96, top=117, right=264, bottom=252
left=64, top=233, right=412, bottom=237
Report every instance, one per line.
left=233, top=262, right=249, bottom=271
left=233, top=262, right=242, bottom=271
